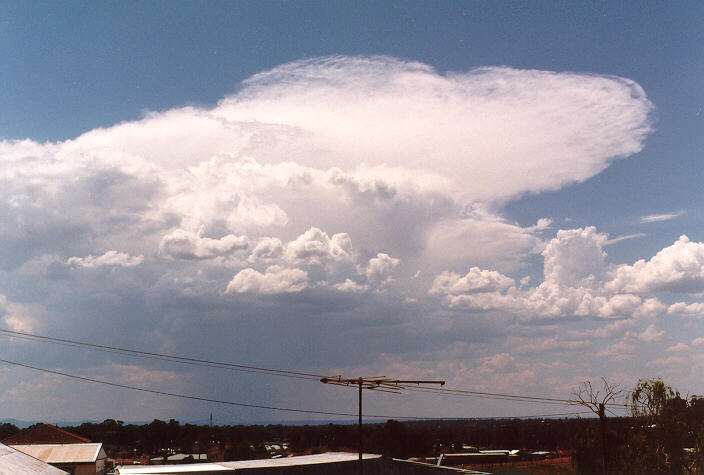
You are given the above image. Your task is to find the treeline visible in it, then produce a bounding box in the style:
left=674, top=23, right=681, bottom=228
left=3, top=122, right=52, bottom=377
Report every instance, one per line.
left=0, top=417, right=583, bottom=459
left=572, top=378, right=704, bottom=474
left=4, top=417, right=584, bottom=459
left=2, top=378, right=702, bottom=473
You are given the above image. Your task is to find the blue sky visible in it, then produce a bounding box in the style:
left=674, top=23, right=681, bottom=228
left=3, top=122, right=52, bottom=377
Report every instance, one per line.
left=0, top=1, right=702, bottom=423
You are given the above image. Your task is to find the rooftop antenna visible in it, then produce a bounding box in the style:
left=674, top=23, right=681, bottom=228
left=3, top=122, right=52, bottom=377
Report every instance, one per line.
left=321, top=376, right=445, bottom=474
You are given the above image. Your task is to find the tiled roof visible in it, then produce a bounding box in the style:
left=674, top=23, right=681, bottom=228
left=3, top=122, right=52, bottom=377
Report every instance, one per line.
left=1, top=424, right=91, bottom=445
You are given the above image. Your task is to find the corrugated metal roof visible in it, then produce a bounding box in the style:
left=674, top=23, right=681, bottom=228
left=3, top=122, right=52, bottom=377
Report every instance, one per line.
left=0, top=443, right=68, bottom=474
left=10, top=443, right=104, bottom=464
left=116, top=452, right=382, bottom=474
left=221, top=452, right=381, bottom=468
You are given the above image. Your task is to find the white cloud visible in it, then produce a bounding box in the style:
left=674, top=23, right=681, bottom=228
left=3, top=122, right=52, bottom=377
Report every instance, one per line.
left=425, top=210, right=544, bottom=273
left=333, top=279, right=369, bottom=293
left=432, top=227, right=698, bottom=322
left=430, top=268, right=515, bottom=295
left=605, top=236, right=704, bottom=294
left=639, top=211, right=684, bottom=223
left=215, top=57, right=653, bottom=202
left=542, top=227, right=607, bottom=288
left=0, top=56, right=665, bottom=420
left=668, top=301, right=704, bottom=318
left=0, top=57, right=654, bottom=286
left=225, top=266, right=308, bottom=295
left=365, top=253, right=400, bottom=284
left=638, top=324, right=664, bottom=342
left=67, top=250, right=144, bottom=268
left=249, top=237, right=285, bottom=262
left=0, top=294, right=39, bottom=332
left=666, top=343, right=689, bottom=352
left=159, top=229, right=249, bottom=260
left=283, top=227, right=353, bottom=265
left=605, top=233, right=647, bottom=245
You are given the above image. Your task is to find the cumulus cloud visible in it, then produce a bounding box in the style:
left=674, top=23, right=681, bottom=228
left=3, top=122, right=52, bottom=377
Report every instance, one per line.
left=365, top=253, right=400, bottom=284
left=0, top=294, right=39, bottom=332
left=605, top=236, right=704, bottom=294
left=333, top=279, right=369, bottom=293
left=249, top=237, right=285, bottom=262
left=159, top=229, right=249, bottom=260
left=67, top=250, right=144, bottom=268
left=225, top=266, right=308, bottom=295
left=430, top=268, right=515, bottom=295
left=668, top=301, right=704, bottom=318
left=282, top=227, right=353, bottom=265
left=433, top=227, right=704, bottom=323
left=638, top=325, right=664, bottom=342
left=543, top=227, right=607, bottom=288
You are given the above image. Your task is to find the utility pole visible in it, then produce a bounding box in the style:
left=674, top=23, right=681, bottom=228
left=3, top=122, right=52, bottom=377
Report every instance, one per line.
left=321, top=376, right=445, bottom=475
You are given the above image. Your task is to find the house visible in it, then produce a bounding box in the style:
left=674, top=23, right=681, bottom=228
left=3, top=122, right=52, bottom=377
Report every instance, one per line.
left=116, top=452, right=384, bottom=474
left=3, top=423, right=107, bottom=474
left=0, top=442, right=68, bottom=474
left=9, top=443, right=107, bottom=475
left=1, top=424, right=91, bottom=445
left=116, top=452, right=489, bottom=474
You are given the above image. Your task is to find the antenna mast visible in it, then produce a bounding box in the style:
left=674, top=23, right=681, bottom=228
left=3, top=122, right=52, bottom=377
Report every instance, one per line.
left=320, top=376, right=445, bottom=474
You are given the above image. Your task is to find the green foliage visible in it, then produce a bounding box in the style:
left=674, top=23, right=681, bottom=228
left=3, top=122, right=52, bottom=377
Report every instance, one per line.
left=572, top=378, right=704, bottom=474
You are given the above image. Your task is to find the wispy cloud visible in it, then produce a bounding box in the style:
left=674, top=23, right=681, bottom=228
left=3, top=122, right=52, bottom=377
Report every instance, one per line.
left=605, top=233, right=647, bottom=245
left=639, top=211, right=685, bottom=223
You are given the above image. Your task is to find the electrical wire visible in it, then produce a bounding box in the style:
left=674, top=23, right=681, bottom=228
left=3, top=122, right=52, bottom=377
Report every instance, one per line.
left=0, top=357, right=594, bottom=421
left=0, top=328, right=630, bottom=409
left=0, top=328, right=324, bottom=381
left=394, top=385, right=580, bottom=406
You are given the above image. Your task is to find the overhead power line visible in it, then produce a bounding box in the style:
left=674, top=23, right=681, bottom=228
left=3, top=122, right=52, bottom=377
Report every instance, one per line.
left=0, top=328, right=629, bottom=408
left=0, top=357, right=589, bottom=421
left=0, top=328, right=324, bottom=381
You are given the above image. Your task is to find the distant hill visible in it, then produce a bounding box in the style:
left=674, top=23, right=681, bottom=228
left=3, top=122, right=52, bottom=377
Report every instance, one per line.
left=1, top=418, right=357, bottom=429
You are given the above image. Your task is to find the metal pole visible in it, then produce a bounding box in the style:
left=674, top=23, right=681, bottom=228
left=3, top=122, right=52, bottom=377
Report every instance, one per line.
left=358, top=378, right=363, bottom=475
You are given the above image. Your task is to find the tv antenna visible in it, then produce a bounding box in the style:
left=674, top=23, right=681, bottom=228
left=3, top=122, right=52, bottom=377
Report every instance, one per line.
left=320, top=376, right=445, bottom=474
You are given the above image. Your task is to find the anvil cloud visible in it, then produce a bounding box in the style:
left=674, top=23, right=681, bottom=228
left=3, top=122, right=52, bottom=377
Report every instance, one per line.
left=1, top=56, right=700, bottom=422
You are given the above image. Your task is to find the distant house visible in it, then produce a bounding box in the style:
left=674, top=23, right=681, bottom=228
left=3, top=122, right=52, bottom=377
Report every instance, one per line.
left=2, top=424, right=107, bottom=474
left=1, top=424, right=91, bottom=445
left=0, top=442, right=68, bottom=474
left=150, top=453, right=208, bottom=464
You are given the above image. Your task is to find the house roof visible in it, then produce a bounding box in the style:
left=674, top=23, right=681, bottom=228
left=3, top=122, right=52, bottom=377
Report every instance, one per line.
left=0, top=443, right=68, bottom=474
left=1, top=424, right=91, bottom=445
left=116, top=452, right=382, bottom=473
left=10, top=443, right=104, bottom=464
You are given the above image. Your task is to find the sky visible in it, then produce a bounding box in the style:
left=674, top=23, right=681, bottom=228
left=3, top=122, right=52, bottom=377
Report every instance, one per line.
left=0, top=1, right=703, bottom=424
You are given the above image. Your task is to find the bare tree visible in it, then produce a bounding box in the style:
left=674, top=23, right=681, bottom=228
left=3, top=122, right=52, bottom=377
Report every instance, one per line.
left=573, top=378, right=624, bottom=475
